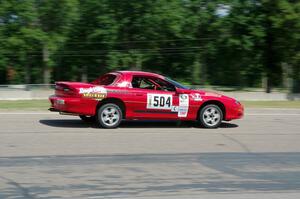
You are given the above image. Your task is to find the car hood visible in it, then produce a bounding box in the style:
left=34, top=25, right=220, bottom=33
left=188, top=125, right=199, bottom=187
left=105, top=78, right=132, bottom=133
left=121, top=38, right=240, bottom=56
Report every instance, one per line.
left=187, top=89, right=236, bottom=101
left=186, top=89, right=221, bottom=96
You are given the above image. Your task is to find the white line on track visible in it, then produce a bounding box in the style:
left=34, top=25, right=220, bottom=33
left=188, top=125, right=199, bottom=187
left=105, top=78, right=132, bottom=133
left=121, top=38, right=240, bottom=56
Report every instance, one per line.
left=247, top=113, right=300, bottom=116
left=247, top=108, right=300, bottom=110
left=0, top=112, right=55, bottom=115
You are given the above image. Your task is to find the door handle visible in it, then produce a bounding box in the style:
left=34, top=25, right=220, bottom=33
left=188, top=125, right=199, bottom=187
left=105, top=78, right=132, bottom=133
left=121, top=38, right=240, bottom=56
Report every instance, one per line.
left=135, top=93, right=143, bottom=96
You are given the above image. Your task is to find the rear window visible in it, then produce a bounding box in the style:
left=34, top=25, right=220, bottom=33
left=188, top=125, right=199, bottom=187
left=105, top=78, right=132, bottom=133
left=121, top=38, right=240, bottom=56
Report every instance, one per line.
left=94, top=74, right=117, bottom=85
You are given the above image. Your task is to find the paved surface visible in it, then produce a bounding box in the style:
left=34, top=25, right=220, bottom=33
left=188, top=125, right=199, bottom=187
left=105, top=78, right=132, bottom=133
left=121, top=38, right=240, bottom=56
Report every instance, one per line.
left=0, top=108, right=300, bottom=198
left=1, top=88, right=300, bottom=100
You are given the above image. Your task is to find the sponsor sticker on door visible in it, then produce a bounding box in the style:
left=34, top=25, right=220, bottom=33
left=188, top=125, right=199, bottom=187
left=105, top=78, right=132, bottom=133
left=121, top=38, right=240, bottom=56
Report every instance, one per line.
left=178, top=94, right=189, bottom=117
left=171, top=106, right=179, bottom=112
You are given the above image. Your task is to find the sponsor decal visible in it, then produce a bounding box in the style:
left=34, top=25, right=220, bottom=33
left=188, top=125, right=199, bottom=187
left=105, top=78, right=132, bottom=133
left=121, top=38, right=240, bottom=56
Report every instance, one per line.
left=178, top=94, right=189, bottom=117
left=79, top=86, right=107, bottom=94
left=171, top=106, right=179, bottom=112
left=82, top=93, right=106, bottom=99
left=147, top=94, right=172, bottom=110
left=79, top=86, right=107, bottom=100
left=191, top=93, right=202, bottom=101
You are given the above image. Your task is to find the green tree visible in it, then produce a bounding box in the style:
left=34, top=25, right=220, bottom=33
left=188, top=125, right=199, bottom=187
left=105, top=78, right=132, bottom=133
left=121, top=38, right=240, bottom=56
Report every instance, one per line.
left=259, top=0, right=300, bottom=93
left=0, top=0, right=79, bottom=84
left=35, top=0, right=79, bottom=84
left=0, top=0, right=299, bottom=93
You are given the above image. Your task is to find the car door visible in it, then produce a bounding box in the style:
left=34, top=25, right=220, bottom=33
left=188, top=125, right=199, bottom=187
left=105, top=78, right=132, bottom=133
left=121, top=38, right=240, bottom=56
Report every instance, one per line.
left=128, top=76, right=179, bottom=119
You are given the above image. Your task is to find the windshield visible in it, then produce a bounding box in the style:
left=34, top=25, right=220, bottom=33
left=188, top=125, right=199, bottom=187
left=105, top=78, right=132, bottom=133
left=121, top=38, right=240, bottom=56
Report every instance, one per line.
left=165, top=78, right=190, bottom=89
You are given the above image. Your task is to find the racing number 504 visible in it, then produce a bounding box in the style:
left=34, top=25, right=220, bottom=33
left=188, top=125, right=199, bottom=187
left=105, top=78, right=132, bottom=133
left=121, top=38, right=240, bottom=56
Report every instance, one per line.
left=147, top=94, right=172, bottom=109
left=153, top=96, right=171, bottom=107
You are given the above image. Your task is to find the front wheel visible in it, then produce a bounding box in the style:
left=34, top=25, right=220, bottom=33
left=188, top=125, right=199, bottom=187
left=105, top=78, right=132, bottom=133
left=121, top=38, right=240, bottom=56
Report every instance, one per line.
left=97, top=103, right=123, bottom=128
left=199, top=104, right=223, bottom=128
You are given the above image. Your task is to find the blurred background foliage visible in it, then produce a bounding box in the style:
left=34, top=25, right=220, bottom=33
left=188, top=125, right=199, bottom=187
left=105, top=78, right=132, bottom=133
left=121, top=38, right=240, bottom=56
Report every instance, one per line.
left=0, top=0, right=299, bottom=92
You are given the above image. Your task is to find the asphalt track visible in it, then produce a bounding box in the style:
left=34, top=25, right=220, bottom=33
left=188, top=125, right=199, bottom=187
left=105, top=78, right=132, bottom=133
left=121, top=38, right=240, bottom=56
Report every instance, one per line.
left=0, top=108, right=300, bottom=198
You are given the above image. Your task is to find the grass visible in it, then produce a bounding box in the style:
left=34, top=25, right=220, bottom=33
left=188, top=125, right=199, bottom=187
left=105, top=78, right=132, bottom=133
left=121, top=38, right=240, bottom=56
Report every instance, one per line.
left=0, top=100, right=50, bottom=111
left=0, top=99, right=300, bottom=111
left=241, top=101, right=300, bottom=108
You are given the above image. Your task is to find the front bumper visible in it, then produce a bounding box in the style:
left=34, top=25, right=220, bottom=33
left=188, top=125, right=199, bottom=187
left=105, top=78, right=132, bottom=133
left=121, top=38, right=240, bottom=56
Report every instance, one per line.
left=226, top=103, right=244, bottom=120
left=236, top=104, right=244, bottom=118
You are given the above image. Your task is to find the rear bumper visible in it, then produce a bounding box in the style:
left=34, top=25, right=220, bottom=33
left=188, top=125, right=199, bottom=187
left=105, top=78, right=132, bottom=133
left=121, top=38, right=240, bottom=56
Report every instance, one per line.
left=49, top=95, right=96, bottom=116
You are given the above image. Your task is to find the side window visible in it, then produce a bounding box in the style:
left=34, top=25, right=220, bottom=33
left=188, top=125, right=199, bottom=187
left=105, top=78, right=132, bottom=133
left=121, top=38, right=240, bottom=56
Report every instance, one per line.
left=94, top=74, right=116, bottom=85
left=131, top=76, right=155, bottom=90
left=153, top=78, right=176, bottom=92
left=140, top=79, right=155, bottom=89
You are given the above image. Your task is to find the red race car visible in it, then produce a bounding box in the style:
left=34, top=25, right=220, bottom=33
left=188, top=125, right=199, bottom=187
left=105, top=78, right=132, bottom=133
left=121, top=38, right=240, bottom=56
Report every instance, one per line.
left=49, top=71, right=243, bottom=128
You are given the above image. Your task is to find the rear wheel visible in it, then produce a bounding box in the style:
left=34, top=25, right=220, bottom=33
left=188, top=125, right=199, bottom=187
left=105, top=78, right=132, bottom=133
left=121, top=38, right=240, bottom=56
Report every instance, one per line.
left=199, top=104, right=223, bottom=128
left=97, top=103, right=122, bottom=128
left=79, top=115, right=95, bottom=122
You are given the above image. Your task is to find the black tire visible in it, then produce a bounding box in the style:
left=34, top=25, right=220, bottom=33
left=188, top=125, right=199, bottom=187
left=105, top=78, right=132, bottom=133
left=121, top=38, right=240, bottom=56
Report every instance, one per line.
left=79, top=115, right=96, bottom=122
left=97, top=103, right=123, bottom=128
left=199, top=104, right=223, bottom=128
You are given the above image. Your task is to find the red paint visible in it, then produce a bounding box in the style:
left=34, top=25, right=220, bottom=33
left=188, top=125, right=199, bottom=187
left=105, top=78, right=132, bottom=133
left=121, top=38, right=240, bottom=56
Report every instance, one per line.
left=49, top=71, right=243, bottom=121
